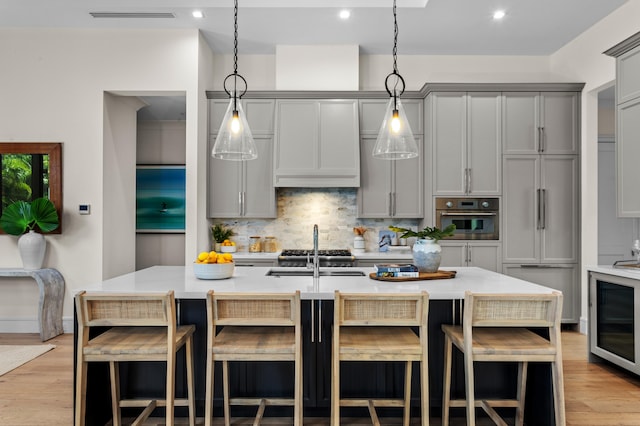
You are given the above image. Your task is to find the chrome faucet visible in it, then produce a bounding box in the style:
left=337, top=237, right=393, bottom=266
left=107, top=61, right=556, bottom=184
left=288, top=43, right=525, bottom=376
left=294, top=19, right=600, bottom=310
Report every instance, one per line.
left=313, top=224, right=319, bottom=278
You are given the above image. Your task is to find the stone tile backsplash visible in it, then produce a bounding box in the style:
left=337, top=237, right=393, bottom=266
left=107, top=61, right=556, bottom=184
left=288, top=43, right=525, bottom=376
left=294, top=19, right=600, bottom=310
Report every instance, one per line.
left=210, top=188, right=419, bottom=252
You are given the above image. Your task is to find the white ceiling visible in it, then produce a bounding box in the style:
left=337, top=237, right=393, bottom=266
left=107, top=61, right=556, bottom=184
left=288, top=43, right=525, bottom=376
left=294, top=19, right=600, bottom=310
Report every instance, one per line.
left=0, top=0, right=629, bottom=55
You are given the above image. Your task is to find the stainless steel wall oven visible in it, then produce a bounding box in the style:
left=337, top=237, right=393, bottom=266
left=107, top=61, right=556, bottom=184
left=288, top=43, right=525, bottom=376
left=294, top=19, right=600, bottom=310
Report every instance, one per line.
left=435, top=197, right=499, bottom=240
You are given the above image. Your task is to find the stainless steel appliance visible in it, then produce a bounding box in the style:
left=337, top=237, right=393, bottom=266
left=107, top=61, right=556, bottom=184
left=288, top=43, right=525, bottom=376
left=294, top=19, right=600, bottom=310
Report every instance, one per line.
left=278, top=249, right=355, bottom=267
left=435, top=197, right=499, bottom=240
left=589, top=272, right=640, bottom=376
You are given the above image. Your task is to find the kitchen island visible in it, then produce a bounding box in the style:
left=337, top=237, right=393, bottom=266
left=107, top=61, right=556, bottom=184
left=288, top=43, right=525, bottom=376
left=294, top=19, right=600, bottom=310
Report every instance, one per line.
left=77, top=266, right=559, bottom=425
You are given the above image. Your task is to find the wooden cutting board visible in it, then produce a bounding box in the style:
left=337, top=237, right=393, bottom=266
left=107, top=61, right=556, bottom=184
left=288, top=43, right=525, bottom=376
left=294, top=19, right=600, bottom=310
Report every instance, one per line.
left=369, top=270, right=457, bottom=282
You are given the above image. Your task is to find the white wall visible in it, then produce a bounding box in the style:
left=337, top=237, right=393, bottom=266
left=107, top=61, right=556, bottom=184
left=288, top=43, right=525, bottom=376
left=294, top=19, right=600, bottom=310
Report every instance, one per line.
left=0, top=28, right=211, bottom=333
left=550, top=0, right=640, bottom=333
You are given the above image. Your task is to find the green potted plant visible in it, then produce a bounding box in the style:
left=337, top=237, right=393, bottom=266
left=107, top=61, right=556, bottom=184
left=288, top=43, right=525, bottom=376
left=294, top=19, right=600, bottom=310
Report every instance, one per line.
left=389, top=224, right=456, bottom=273
left=0, top=197, right=59, bottom=270
left=211, top=223, right=234, bottom=251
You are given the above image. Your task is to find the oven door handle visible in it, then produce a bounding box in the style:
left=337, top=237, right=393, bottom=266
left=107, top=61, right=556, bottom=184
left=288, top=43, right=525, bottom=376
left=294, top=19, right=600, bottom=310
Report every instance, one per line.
left=439, top=212, right=497, bottom=216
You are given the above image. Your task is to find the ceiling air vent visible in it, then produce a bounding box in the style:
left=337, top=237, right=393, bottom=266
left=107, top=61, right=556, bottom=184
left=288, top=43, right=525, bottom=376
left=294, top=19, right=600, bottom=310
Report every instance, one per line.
left=89, top=12, right=175, bottom=19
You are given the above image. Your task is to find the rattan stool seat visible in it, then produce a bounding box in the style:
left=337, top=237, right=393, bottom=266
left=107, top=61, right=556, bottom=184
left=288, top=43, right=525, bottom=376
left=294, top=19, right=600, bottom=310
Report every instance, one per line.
left=205, top=291, right=302, bottom=426
left=441, top=291, right=565, bottom=426
left=74, top=291, right=195, bottom=426
left=331, top=291, right=430, bottom=426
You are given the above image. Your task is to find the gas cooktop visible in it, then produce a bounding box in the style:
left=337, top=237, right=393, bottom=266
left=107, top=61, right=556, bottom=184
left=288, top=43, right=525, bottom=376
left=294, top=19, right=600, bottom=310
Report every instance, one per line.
left=280, top=249, right=352, bottom=257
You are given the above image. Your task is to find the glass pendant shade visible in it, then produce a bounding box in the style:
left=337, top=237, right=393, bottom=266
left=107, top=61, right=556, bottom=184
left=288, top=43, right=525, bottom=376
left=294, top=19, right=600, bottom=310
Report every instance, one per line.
left=372, top=97, right=419, bottom=160
left=212, top=96, right=257, bottom=161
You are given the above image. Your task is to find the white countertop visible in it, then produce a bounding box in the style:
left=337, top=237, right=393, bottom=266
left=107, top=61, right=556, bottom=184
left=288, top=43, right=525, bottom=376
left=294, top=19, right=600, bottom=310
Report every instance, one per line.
left=587, top=265, right=640, bottom=280
left=80, top=265, right=556, bottom=300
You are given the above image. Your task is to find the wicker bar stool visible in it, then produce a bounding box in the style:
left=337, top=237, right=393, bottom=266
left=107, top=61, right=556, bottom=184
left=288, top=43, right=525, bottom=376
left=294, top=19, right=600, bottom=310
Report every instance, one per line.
left=441, top=291, right=565, bottom=426
left=204, top=291, right=302, bottom=426
left=331, top=291, right=430, bottom=426
left=74, top=291, right=195, bottom=426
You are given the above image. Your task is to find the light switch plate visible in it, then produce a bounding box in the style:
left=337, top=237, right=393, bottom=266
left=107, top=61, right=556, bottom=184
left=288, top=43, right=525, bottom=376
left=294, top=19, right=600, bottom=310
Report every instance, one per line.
left=79, top=204, right=91, bottom=215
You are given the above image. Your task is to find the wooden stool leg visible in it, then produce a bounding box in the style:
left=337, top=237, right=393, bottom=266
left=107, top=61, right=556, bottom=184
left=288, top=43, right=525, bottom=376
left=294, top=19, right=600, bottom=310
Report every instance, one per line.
left=442, top=335, right=453, bottom=426
left=515, top=361, right=528, bottom=426
left=223, top=360, right=231, bottom=426
left=165, top=351, right=176, bottom=426
left=552, top=356, right=567, bottom=426
left=463, top=350, right=476, bottom=426
left=331, top=350, right=340, bottom=426
left=404, top=360, right=413, bottom=426
left=294, top=347, right=303, bottom=425
left=186, top=337, right=195, bottom=426
left=109, top=361, right=121, bottom=426
left=75, top=359, right=88, bottom=426
left=205, top=351, right=215, bottom=426
left=421, top=351, right=429, bottom=426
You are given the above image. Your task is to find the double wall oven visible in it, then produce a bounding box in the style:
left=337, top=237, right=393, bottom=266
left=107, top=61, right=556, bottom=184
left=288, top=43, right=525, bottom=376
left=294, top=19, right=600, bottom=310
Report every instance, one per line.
left=435, top=197, right=499, bottom=240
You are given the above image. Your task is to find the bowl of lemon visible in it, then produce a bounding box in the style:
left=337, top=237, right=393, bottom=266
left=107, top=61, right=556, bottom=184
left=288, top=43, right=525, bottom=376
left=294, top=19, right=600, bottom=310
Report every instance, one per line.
left=193, top=251, right=234, bottom=279
left=219, top=239, right=237, bottom=253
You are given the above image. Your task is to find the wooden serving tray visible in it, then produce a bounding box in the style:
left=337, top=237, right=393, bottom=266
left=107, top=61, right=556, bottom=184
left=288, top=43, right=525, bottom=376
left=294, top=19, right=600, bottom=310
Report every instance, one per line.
left=369, top=270, right=457, bottom=282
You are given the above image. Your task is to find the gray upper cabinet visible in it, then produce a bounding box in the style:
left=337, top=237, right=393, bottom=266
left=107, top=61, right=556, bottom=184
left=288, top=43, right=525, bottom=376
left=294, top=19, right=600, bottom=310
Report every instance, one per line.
left=209, top=98, right=275, bottom=136
left=359, top=98, right=423, bottom=135
left=502, top=92, right=579, bottom=155
left=502, top=154, right=578, bottom=264
left=208, top=99, right=276, bottom=218
left=273, top=99, right=360, bottom=187
left=430, top=92, right=501, bottom=196
left=605, top=33, right=640, bottom=217
left=357, top=136, right=423, bottom=218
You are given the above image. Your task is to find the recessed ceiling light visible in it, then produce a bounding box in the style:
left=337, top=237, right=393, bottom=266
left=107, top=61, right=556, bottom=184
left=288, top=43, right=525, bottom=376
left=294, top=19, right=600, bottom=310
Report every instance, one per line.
left=339, top=10, right=351, bottom=20
left=493, top=10, right=506, bottom=20
left=192, top=10, right=204, bottom=19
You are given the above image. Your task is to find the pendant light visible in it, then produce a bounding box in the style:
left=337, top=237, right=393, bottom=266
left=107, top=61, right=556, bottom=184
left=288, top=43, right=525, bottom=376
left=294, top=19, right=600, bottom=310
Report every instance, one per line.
left=211, top=0, right=257, bottom=161
left=372, top=0, right=419, bottom=160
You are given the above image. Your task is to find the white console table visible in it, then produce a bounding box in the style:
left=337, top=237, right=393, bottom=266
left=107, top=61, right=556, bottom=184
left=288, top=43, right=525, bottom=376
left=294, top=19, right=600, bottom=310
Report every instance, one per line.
left=0, top=268, right=65, bottom=341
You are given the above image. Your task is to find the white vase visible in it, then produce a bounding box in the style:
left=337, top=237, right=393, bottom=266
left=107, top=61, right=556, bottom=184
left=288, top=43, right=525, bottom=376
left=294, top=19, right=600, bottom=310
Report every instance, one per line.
left=353, top=235, right=365, bottom=252
left=412, top=238, right=441, bottom=273
left=18, top=230, right=46, bottom=270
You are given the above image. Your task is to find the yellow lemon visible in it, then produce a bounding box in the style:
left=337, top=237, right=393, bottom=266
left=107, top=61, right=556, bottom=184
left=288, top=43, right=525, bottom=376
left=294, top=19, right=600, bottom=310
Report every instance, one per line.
left=208, top=253, right=218, bottom=263
left=222, top=253, right=233, bottom=262
left=197, top=252, right=208, bottom=262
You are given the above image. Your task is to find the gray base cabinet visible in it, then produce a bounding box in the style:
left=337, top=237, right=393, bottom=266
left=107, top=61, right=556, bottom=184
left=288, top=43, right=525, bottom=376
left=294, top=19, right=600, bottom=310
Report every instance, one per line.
left=440, top=241, right=502, bottom=272
left=502, top=264, right=578, bottom=323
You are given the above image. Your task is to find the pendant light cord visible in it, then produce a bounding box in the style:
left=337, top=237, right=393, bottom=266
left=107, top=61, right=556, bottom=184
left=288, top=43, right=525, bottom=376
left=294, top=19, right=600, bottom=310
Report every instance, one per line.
left=233, top=0, right=239, bottom=110
left=392, top=0, right=398, bottom=77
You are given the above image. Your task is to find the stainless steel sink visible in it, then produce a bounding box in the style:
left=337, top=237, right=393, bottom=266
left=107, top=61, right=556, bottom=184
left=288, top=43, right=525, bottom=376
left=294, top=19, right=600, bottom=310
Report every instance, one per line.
left=266, top=268, right=366, bottom=277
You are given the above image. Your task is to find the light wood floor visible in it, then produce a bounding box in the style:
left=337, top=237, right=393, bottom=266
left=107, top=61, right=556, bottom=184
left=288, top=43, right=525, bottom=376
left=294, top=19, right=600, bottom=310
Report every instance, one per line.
left=1, top=331, right=639, bottom=425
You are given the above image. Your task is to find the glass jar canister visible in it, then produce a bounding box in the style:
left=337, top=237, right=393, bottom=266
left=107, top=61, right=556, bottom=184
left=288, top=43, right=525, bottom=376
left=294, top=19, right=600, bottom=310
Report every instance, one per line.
left=264, top=236, right=278, bottom=253
left=249, top=236, right=262, bottom=253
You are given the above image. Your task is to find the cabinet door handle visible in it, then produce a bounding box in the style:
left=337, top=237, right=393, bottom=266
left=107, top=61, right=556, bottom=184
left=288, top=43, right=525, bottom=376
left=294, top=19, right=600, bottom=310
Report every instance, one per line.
left=538, top=127, right=545, bottom=153
left=536, top=189, right=541, bottom=230
left=466, top=168, right=472, bottom=194
left=467, top=245, right=472, bottom=265
left=541, top=189, right=547, bottom=229
left=389, top=192, right=393, bottom=217
left=243, top=191, right=246, bottom=216
left=310, top=300, right=315, bottom=343
left=318, top=300, right=322, bottom=343
left=238, top=192, right=243, bottom=216
left=392, top=192, right=397, bottom=216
